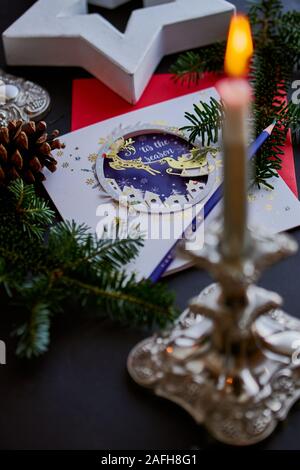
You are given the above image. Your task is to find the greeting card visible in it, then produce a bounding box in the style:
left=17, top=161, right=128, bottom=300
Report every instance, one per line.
left=72, top=74, right=298, bottom=197
left=44, top=88, right=300, bottom=280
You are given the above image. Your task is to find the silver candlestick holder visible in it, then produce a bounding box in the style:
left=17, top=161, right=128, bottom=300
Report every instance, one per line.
left=0, top=69, right=50, bottom=126
left=128, top=222, right=300, bottom=446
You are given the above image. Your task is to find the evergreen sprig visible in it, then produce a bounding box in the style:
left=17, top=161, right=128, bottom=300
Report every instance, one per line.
left=171, top=0, right=300, bottom=188
left=170, top=43, right=225, bottom=86
left=181, top=97, right=224, bottom=145
left=8, top=179, right=55, bottom=239
left=14, top=302, right=52, bottom=358
left=0, top=180, right=177, bottom=358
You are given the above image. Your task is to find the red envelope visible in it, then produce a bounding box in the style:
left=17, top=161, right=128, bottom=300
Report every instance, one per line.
left=72, top=73, right=298, bottom=197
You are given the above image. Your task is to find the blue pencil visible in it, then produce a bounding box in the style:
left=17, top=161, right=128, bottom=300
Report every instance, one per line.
left=149, top=121, right=276, bottom=282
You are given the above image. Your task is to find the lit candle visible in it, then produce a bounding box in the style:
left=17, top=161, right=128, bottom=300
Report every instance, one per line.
left=216, top=14, right=253, bottom=261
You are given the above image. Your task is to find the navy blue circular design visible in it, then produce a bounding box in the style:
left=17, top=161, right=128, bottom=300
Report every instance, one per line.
left=101, top=131, right=210, bottom=210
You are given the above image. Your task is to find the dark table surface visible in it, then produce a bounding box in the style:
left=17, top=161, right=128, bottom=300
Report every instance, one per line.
left=0, top=0, right=300, bottom=450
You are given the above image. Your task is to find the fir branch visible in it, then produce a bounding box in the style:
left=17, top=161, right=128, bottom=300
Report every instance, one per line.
left=0, top=183, right=177, bottom=358
left=14, top=302, right=52, bottom=359
left=172, top=0, right=300, bottom=188
left=254, top=102, right=300, bottom=187
left=46, top=220, right=143, bottom=272
left=181, top=97, right=224, bottom=145
left=61, top=274, right=176, bottom=327
left=170, top=43, right=226, bottom=86
left=7, top=179, right=55, bottom=240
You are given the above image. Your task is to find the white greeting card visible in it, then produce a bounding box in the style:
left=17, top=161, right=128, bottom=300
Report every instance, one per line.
left=44, top=88, right=300, bottom=280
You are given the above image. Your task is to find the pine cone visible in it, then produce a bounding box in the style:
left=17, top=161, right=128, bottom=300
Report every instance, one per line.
left=0, top=120, right=65, bottom=185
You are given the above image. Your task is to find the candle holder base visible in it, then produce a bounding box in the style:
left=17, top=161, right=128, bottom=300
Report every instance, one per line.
left=128, top=225, right=300, bottom=446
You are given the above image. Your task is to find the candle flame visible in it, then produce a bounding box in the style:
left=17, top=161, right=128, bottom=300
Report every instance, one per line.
left=225, top=14, right=253, bottom=77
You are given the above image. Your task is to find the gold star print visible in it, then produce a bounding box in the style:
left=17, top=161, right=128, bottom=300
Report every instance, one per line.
left=152, top=120, right=167, bottom=126
left=265, top=204, right=273, bottom=211
left=128, top=205, right=137, bottom=214
left=88, top=153, right=98, bottom=163
left=114, top=216, right=122, bottom=225
left=85, top=178, right=95, bottom=186
left=56, top=150, right=64, bottom=157
left=169, top=127, right=185, bottom=136
left=98, top=137, right=106, bottom=145
left=248, top=194, right=256, bottom=203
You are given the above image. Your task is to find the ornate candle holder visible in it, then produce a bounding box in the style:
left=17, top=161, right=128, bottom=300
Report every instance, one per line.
left=128, top=223, right=300, bottom=446
left=0, top=69, right=50, bottom=126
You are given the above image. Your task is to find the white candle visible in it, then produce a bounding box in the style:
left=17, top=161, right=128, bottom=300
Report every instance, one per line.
left=216, top=15, right=253, bottom=261
left=218, top=78, right=252, bottom=260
